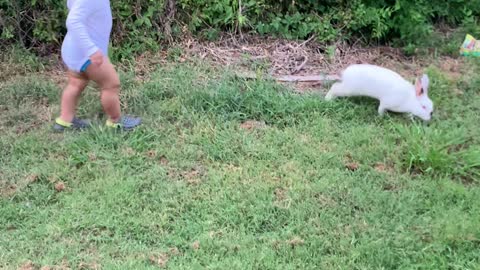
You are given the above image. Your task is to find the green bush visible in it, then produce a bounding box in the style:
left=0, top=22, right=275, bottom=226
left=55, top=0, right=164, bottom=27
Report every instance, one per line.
left=0, top=0, right=166, bottom=56
left=1, top=0, right=479, bottom=54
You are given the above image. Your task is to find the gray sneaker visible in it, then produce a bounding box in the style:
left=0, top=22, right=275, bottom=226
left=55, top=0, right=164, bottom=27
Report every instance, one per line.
left=106, top=116, right=142, bottom=131
left=53, top=117, right=91, bottom=132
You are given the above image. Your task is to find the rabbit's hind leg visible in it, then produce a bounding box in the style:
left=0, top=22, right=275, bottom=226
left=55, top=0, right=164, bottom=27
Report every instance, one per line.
left=378, top=104, right=387, bottom=116
left=325, top=82, right=344, bottom=101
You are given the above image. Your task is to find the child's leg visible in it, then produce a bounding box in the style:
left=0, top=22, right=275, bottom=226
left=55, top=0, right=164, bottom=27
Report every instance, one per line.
left=85, top=58, right=121, bottom=122
left=59, top=72, right=89, bottom=123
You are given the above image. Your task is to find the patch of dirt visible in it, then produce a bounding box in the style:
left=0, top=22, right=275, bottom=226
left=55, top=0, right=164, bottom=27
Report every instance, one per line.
left=208, top=230, right=224, bottom=238
left=44, top=70, right=68, bottom=88
left=224, top=163, right=242, bottom=172
left=315, top=193, right=338, bottom=208
left=167, top=168, right=178, bottom=179
left=56, top=260, right=72, bottom=270
left=191, top=240, right=200, bottom=251
left=438, top=57, right=462, bottom=80
left=34, top=98, right=55, bottom=123
left=38, top=262, right=76, bottom=270
left=2, top=184, right=17, bottom=197
left=18, top=261, right=35, bottom=270
left=159, top=155, right=169, bottom=166
left=271, top=240, right=283, bottom=250
left=411, top=226, right=433, bottom=243
left=292, top=81, right=324, bottom=93
left=77, top=262, right=100, bottom=270
left=149, top=253, right=169, bottom=268
left=240, top=120, right=267, bottom=131
left=345, top=162, right=360, bottom=172
left=88, top=153, right=97, bottom=161
left=168, top=247, right=180, bottom=256
left=121, top=147, right=136, bottom=157
left=180, top=167, right=205, bottom=185
left=1, top=172, right=42, bottom=197
left=145, top=150, right=157, bottom=159
left=27, top=174, right=40, bottom=183
left=373, top=162, right=395, bottom=174
left=129, top=50, right=169, bottom=82
left=286, top=237, right=305, bottom=247
left=273, top=187, right=291, bottom=209
left=374, top=163, right=388, bottom=172
left=274, top=188, right=288, bottom=201
left=7, top=98, right=55, bottom=135
left=344, top=153, right=360, bottom=171
left=383, top=182, right=401, bottom=192
left=54, top=181, right=66, bottom=192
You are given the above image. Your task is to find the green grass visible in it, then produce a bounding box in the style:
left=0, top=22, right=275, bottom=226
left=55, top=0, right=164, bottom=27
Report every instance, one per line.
left=1, top=56, right=480, bottom=269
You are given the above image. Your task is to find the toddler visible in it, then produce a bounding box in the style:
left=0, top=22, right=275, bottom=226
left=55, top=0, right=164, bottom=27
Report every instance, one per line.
left=54, top=0, right=141, bottom=131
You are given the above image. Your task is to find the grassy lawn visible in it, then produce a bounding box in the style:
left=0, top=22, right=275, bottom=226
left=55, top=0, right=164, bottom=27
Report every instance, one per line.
left=1, top=53, right=480, bottom=269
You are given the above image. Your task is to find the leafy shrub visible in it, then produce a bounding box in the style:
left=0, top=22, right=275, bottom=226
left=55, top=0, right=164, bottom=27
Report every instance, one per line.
left=1, top=0, right=479, bottom=54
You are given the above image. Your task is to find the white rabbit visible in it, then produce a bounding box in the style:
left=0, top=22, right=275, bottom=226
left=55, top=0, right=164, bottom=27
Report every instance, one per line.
left=325, top=64, right=433, bottom=121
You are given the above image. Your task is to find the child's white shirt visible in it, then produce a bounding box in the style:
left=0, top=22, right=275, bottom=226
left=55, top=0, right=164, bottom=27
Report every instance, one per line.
left=61, top=0, right=112, bottom=72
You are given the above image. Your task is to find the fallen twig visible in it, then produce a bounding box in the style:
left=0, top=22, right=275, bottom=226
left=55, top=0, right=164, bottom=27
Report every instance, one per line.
left=235, top=72, right=339, bottom=82
left=276, top=74, right=340, bottom=82
left=293, top=55, right=308, bottom=74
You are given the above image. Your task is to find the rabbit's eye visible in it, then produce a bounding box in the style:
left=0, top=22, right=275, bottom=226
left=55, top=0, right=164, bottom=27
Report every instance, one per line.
left=422, top=105, right=427, bottom=110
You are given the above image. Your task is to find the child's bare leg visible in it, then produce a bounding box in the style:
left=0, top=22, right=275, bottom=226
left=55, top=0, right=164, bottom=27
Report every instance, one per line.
left=59, top=73, right=89, bottom=122
left=85, top=58, right=121, bottom=122
left=84, top=57, right=141, bottom=130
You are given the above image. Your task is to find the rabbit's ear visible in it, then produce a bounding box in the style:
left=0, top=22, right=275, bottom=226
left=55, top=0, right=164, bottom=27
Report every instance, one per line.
left=421, top=74, right=430, bottom=93
left=415, top=74, right=429, bottom=96
left=415, top=78, right=423, bottom=96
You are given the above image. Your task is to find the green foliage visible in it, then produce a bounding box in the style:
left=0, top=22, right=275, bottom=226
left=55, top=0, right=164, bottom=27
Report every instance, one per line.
left=0, top=0, right=165, bottom=56
left=0, top=0, right=479, bottom=53
left=0, top=0, right=66, bottom=48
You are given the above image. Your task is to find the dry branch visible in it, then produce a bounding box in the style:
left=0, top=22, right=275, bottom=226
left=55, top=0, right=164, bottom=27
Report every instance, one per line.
left=235, top=72, right=339, bottom=83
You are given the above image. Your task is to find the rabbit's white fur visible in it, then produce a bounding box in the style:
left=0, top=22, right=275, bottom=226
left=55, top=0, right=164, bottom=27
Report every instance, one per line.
left=325, top=64, right=433, bottom=121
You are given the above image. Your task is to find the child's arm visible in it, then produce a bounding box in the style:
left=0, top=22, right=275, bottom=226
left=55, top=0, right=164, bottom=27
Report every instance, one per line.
left=66, top=0, right=101, bottom=58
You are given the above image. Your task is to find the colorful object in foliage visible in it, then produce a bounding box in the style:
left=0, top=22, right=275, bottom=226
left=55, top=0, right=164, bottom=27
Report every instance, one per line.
left=460, top=34, right=480, bottom=57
